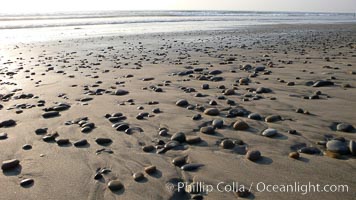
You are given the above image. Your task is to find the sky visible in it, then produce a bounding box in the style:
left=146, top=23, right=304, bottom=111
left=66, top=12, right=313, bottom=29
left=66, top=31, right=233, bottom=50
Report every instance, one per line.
left=0, top=0, right=355, bottom=14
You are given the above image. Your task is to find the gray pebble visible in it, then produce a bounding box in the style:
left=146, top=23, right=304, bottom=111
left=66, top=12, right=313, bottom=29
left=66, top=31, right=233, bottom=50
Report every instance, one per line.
left=200, top=126, right=215, bottom=134
left=171, top=132, right=186, bottom=143
left=326, top=140, right=349, bottom=155
left=246, top=150, right=261, bottom=161
left=262, top=128, right=278, bottom=137
left=204, top=108, right=220, bottom=116
left=108, top=180, right=124, bottom=191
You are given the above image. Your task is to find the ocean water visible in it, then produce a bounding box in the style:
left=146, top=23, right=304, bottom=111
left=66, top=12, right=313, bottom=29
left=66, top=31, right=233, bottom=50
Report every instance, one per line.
left=0, top=10, right=355, bottom=44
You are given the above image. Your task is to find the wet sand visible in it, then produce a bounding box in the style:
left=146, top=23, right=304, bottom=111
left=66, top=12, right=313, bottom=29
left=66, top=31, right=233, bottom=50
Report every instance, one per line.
left=0, top=24, right=355, bottom=200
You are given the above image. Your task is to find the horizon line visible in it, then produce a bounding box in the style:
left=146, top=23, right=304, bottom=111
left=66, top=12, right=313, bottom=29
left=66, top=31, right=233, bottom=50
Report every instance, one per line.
left=0, top=9, right=355, bottom=16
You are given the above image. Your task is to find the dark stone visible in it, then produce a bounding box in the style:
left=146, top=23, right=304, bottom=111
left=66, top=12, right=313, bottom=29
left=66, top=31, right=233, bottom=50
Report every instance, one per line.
left=115, top=124, right=130, bottom=132
left=246, top=150, right=261, bottom=161
left=144, top=165, right=157, bottom=174
left=261, top=128, right=278, bottom=137
left=20, top=178, right=34, bottom=187
left=2, top=159, right=20, bottom=171
left=74, top=139, right=88, bottom=147
left=0, top=133, right=8, bottom=140
left=298, top=147, right=321, bottom=155
left=42, top=111, right=60, bottom=118
left=22, top=144, right=32, bottom=150
left=176, top=99, right=189, bottom=107
left=248, top=113, right=262, bottom=120
left=228, top=108, right=247, bottom=117
left=265, top=115, right=282, bottom=123
left=108, top=180, right=124, bottom=191
left=171, top=132, right=186, bottom=143
left=326, top=140, right=349, bottom=155
left=312, top=80, right=334, bottom=87
left=289, top=152, right=300, bottom=159
left=152, top=108, right=161, bottom=113
left=204, top=108, right=220, bottom=116
left=212, top=119, right=224, bottom=129
left=221, top=139, right=235, bottom=149
left=133, top=172, right=145, bottom=181
left=42, top=133, right=58, bottom=142
left=233, top=120, right=249, bottom=130
left=35, top=128, right=47, bottom=135
left=172, top=155, right=187, bottom=167
left=0, top=119, right=16, bottom=127
left=236, top=188, right=251, bottom=198
left=202, top=84, right=209, bottom=89
left=209, top=70, right=222, bottom=75
left=192, top=114, right=202, bottom=120
left=142, top=145, right=155, bottom=152
left=81, top=126, right=92, bottom=133
left=336, top=123, right=354, bottom=132
left=56, top=139, right=70, bottom=146
left=181, top=163, right=204, bottom=171
left=95, top=138, right=112, bottom=145
left=94, top=172, right=103, bottom=180
left=224, top=89, right=235, bottom=95
left=200, top=126, right=215, bottom=134
left=255, top=66, right=265, bottom=72
left=256, top=87, right=272, bottom=94
left=114, top=89, right=129, bottom=96
left=186, top=136, right=202, bottom=144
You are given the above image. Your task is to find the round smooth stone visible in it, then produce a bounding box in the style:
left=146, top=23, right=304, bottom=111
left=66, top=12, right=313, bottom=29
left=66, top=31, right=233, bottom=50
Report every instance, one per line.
left=265, top=115, right=281, bottom=122
left=20, top=178, right=34, bottom=187
left=159, top=129, right=168, bottom=136
left=22, top=144, right=32, bottom=150
left=144, top=165, right=157, bottom=174
left=176, top=99, right=189, bottom=107
left=336, top=123, right=354, bottom=132
left=81, top=126, right=92, bottom=133
left=142, top=145, right=155, bottom=152
left=114, top=89, right=129, bottom=96
left=192, top=114, right=202, bottom=120
left=326, top=140, right=349, bottom=155
left=56, top=139, right=70, bottom=146
left=203, top=108, right=220, bottom=116
left=186, top=136, right=202, bottom=144
left=95, top=138, right=112, bottom=145
left=233, top=120, right=249, bottom=130
left=248, top=113, right=262, bottom=120
left=74, top=139, right=88, bottom=147
left=220, top=139, right=235, bottom=149
left=212, top=119, right=224, bottom=129
left=246, top=150, right=261, bottom=161
left=133, top=172, right=145, bottom=181
left=298, top=147, right=321, bottom=155
left=289, top=152, right=300, bottom=159
left=171, top=132, right=186, bottom=143
left=224, top=89, right=235, bottom=95
left=200, top=126, right=215, bottom=134
left=181, top=163, right=204, bottom=171
left=1, top=159, right=20, bottom=171
left=42, top=111, right=59, bottom=118
left=172, top=155, right=187, bottom=167
left=35, top=128, right=47, bottom=135
left=202, top=84, right=209, bottom=89
left=0, top=133, right=8, bottom=140
left=108, top=180, right=124, bottom=191
left=262, top=128, right=278, bottom=137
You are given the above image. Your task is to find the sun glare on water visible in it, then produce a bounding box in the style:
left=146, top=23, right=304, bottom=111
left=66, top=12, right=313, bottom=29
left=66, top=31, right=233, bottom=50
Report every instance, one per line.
left=0, top=0, right=178, bottom=14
